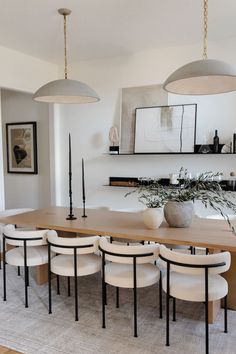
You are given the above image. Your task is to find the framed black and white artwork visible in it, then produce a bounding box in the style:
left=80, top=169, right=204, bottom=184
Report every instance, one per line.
left=134, top=104, right=197, bottom=153
left=6, top=121, right=38, bottom=174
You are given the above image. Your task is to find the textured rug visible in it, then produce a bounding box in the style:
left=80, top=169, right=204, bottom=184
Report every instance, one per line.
left=0, top=267, right=236, bottom=354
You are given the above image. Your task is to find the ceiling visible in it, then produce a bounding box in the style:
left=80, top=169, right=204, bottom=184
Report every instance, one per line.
left=0, top=0, right=236, bottom=64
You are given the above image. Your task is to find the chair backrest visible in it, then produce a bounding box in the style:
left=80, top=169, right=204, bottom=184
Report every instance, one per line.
left=3, top=224, right=49, bottom=247
left=99, top=236, right=159, bottom=264
left=47, top=230, right=100, bottom=255
left=159, top=244, right=231, bottom=275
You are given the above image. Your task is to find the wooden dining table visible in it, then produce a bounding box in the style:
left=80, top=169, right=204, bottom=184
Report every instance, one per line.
left=1, top=206, right=236, bottom=323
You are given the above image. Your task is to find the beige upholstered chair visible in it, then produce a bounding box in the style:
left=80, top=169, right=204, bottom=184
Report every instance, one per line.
left=47, top=230, right=101, bottom=321
left=0, top=208, right=34, bottom=269
left=2, top=224, right=50, bottom=308
left=99, top=237, right=161, bottom=337
left=159, top=245, right=231, bottom=353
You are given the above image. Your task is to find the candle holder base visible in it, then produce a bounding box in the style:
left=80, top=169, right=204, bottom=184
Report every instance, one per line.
left=66, top=215, right=77, bottom=220
left=81, top=214, right=87, bottom=218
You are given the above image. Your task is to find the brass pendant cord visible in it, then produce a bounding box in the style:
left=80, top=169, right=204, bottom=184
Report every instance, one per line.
left=63, top=13, right=68, bottom=79
left=203, top=0, right=208, bottom=60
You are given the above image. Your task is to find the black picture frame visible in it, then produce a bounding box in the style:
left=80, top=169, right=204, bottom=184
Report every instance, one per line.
left=6, top=121, right=38, bottom=174
left=134, top=103, right=197, bottom=154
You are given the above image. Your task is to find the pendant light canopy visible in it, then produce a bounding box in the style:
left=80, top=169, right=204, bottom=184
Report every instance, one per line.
left=163, top=0, right=236, bottom=95
left=33, top=8, right=100, bottom=104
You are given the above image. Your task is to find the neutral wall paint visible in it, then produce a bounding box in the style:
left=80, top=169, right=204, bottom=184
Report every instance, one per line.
left=55, top=39, right=236, bottom=216
left=0, top=44, right=58, bottom=209
left=1, top=89, right=51, bottom=209
left=0, top=45, right=58, bottom=93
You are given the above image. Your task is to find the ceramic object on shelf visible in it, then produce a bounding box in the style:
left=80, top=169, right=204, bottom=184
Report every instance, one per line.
left=164, top=201, right=194, bottom=228
left=142, top=208, right=163, bottom=229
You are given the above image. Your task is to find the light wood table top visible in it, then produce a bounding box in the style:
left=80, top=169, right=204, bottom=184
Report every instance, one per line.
left=1, top=206, right=236, bottom=252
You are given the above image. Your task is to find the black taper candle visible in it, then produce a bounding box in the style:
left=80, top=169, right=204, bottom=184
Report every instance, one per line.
left=66, top=133, right=77, bottom=220
left=82, top=158, right=87, bottom=217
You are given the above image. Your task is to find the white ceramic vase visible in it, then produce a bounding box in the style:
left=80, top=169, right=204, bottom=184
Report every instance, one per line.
left=142, top=208, right=164, bottom=229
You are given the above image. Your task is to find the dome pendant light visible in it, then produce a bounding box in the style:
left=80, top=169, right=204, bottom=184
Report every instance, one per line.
left=33, top=8, right=100, bottom=104
left=163, top=0, right=236, bottom=95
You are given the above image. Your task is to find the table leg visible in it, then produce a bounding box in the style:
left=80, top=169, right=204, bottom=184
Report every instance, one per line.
left=208, top=300, right=221, bottom=324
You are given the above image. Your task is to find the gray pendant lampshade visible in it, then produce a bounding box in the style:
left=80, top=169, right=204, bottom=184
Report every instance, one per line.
left=163, top=59, right=236, bottom=95
left=33, top=79, right=100, bottom=104
left=33, top=8, right=100, bottom=104
left=163, top=0, right=236, bottom=95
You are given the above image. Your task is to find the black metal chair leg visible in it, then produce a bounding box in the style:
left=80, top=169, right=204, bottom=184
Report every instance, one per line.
left=172, top=297, right=176, bottom=321
left=224, top=295, right=228, bottom=333
left=74, top=249, right=78, bottom=321
left=133, top=258, right=138, bottom=338
left=17, top=266, right=20, bottom=276
left=67, top=277, right=71, bottom=297
left=166, top=263, right=170, bottom=346
left=205, top=268, right=209, bottom=354
left=159, top=273, right=162, bottom=319
left=116, top=287, right=119, bottom=308
left=56, top=275, right=60, bottom=295
left=23, top=241, right=28, bottom=308
left=102, top=252, right=106, bottom=328
left=3, top=236, right=6, bottom=301
left=26, top=266, right=29, bottom=286
left=105, top=282, right=107, bottom=305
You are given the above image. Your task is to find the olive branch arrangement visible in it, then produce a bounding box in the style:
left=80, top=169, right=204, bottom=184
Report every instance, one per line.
left=125, top=168, right=236, bottom=235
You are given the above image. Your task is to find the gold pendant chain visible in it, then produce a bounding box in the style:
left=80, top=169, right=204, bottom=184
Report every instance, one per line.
left=203, top=0, right=208, bottom=60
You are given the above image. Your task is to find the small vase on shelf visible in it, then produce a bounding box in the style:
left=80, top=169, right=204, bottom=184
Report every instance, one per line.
left=213, top=130, right=219, bottom=153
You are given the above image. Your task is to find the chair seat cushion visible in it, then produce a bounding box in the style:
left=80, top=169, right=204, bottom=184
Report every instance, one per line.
left=6, top=246, right=49, bottom=267
left=51, top=254, right=101, bottom=277
left=162, top=272, right=228, bottom=302
left=105, top=263, right=160, bottom=288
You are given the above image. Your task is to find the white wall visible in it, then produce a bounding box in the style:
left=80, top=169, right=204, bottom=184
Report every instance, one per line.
left=0, top=45, right=58, bottom=93
left=0, top=45, right=58, bottom=209
left=1, top=89, right=51, bottom=209
left=55, top=38, right=236, bottom=215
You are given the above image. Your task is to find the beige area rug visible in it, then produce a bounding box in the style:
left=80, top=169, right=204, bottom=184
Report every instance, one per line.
left=0, top=267, right=236, bottom=354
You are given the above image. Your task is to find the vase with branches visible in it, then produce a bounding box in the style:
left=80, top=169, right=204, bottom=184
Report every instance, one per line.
left=126, top=168, right=236, bottom=231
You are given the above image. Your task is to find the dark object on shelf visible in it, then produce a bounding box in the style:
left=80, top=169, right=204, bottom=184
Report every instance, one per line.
left=109, top=176, right=236, bottom=191
left=109, top=177, right=139, bottom=187
left=233, top=134, right=236, bottom=153
left=213, top=130, right=220, bottom=153
left=109, top=177, right=171, bottom=187
left=109, top=146, right=119, bottom=154
left=194, top=144, right=224, bottom=154
left=221, top=180, right=236, bottom=191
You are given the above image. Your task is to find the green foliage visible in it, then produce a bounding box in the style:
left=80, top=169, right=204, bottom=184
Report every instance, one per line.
left=125, top=167, right=236, bottom=234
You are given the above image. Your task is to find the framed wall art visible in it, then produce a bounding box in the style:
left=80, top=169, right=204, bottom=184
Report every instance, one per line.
left=6, top=121, right=38, bottom=174
left=120, top=84, right=168, bottom=153
left=134, top=104, right=197, bottom=153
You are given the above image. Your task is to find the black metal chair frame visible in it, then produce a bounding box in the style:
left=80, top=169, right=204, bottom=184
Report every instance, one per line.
left=47, top=240, right=94, bottom=321
left=2, top=233, right=44, bottom=308
left=99, top=245, right=162, bottom=337
left=159, top=254, right=227, bottom=354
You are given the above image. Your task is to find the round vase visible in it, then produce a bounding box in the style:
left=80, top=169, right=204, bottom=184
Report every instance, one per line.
left=164, top=201, right=194, bottom=228
left=142, top=208, right=164, bottom=229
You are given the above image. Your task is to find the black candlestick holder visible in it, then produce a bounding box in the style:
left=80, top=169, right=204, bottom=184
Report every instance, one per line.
left=66, top=171, right=77, bottom=220
left=82, top=199, right=87, bottom=218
